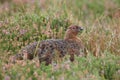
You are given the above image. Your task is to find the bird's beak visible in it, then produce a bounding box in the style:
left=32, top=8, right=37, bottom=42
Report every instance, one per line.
left=79, top=27, right=84, bottom=31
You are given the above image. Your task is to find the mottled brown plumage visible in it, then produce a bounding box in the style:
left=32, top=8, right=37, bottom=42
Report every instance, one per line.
left=14, top=25, right=84, bottom=65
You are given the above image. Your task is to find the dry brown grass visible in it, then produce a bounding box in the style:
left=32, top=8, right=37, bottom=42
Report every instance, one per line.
left=0, top=0, right=120, bottom=80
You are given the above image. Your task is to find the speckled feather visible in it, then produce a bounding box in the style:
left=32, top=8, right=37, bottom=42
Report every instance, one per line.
left=14, top=25, right=85, bottom=65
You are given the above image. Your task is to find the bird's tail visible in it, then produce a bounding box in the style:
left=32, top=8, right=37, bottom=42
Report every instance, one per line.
left=11, top=42, right=40, bottom=63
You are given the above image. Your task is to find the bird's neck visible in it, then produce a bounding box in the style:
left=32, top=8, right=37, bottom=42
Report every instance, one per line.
left=64, top=30, right=78, bottom=41
left=64, top=30, right=84, bottom=49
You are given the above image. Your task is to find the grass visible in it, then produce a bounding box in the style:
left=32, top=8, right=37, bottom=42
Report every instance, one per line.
left=0, top=0, right=120, bottom=80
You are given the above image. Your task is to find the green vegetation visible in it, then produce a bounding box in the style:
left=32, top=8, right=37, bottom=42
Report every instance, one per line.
left=0, top=0, right=120, bottom=80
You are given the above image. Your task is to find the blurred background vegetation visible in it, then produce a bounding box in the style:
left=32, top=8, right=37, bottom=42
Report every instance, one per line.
left=0, top=0, right=120, bottom=80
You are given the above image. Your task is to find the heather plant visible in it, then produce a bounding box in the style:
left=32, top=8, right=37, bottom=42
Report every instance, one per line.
left=0, top=0, right=120, bottom=80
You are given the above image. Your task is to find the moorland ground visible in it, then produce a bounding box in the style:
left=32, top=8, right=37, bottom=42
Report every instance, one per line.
left=0, top=0, right=120, bottom=80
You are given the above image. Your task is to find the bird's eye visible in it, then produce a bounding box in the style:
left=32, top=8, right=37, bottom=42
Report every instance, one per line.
left=76, top=27, right=78, bottom=29
left=72, top=27, right=75, bottom=29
